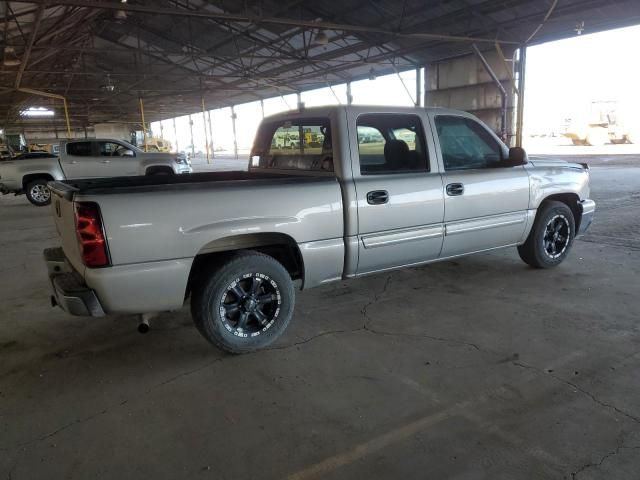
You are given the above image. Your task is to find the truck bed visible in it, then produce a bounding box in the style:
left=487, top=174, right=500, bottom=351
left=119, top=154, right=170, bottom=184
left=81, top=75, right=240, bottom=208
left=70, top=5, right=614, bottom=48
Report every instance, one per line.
left=49, top=171, right=330, bottom=199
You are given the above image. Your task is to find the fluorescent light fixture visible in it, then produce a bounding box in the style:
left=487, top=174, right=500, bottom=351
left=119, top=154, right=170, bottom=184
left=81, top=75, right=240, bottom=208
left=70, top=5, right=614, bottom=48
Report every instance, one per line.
left=21, top=107, right=55, bottom=117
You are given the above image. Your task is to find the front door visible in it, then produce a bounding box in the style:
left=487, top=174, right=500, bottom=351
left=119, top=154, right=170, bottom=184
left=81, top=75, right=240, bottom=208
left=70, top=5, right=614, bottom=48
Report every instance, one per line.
left=96, top=141, right=138, bottom=177
left=352, top=111, right=445, bottom=274
left=429, top=113, right=530, bottom=258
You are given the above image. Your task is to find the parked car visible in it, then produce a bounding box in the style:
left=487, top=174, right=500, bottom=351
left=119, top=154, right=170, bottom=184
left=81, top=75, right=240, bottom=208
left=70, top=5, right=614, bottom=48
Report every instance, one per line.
left=0, top=138, right=192, bottom=206
left=44, top=106, right=595, bottom=353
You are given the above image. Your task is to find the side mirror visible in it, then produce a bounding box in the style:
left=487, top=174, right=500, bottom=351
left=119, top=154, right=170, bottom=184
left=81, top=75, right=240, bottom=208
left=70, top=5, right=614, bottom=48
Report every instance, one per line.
left=507, top=146, right=528, bottom=166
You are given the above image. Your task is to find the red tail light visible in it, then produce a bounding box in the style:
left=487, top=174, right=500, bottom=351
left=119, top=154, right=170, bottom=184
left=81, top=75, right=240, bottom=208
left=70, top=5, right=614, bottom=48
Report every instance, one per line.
left=74, top=202, right=109, bottom=267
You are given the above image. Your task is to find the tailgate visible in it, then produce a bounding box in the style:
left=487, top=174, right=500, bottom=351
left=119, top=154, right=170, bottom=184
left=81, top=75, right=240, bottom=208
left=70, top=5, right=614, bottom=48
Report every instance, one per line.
left=49, top=181, right=85, bottom=275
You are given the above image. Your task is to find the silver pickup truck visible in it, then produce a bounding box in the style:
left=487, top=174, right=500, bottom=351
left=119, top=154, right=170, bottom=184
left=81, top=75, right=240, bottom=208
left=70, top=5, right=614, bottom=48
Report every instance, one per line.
left=0, top=138, right=191, bottom=206
left=44, top=106, right=595, bottom=353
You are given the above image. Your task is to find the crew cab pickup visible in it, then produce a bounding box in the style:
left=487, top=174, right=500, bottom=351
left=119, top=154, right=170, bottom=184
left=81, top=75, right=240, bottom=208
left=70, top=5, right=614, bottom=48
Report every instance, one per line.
left=0, top=138, right=191, bottom=206
left=44, top=106, right=595, bottom=353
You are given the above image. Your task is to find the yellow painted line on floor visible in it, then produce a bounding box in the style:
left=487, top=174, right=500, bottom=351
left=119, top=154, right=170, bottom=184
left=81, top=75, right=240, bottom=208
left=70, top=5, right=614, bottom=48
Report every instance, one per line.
left=287, top=350, right=587, bottom=480
left=286, top=395, right=478, bottom=480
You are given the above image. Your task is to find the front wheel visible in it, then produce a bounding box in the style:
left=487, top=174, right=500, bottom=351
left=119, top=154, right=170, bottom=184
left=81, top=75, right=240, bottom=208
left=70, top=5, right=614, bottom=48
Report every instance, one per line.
left=25, top=179, right=52, bottom=206
left=518, top=201, right=575, bottom=268
left=191, top=252, right=295, bottom=353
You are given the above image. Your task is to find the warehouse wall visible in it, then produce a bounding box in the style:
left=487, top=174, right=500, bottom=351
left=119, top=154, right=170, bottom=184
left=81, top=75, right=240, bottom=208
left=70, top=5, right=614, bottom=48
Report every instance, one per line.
left=426, top=47, right=518, bottom=144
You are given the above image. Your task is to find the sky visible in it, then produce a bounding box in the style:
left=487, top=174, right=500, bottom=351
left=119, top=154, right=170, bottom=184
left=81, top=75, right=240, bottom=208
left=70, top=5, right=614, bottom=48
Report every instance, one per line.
left=524, top=24, right=640, bottom=135
left=151, top=24, right=640, bottom=155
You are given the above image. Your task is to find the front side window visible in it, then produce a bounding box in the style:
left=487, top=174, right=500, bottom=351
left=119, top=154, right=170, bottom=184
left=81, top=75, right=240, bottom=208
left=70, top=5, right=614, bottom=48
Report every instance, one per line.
left=66, top=141, right=92, bottom=157
left=435, top=116, right=503, bottom=171
left=357, top=114, right=428, bottom=175
left=251, top=118, right=333, bottom=172
left=99, top=142, right=135, bottom=157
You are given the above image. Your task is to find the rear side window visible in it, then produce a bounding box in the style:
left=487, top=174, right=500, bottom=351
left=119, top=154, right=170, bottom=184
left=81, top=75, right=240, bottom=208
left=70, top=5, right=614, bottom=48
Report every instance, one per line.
left=357, top=114, right=428, bottom=175
left=435, top=116, right=503, bottom=170
left=66, top=142, right=93, bottom=156
left=251, top=118, right=333, bottom=172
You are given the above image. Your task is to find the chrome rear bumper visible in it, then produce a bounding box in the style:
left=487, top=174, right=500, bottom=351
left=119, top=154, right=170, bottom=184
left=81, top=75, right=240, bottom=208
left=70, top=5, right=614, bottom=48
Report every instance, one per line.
left=44, top=247, right=105, bottom=317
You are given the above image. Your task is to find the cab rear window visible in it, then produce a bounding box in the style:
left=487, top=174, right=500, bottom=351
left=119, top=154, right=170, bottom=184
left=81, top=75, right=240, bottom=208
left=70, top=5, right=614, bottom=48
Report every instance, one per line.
left=251, top=118, right=333, bottom=173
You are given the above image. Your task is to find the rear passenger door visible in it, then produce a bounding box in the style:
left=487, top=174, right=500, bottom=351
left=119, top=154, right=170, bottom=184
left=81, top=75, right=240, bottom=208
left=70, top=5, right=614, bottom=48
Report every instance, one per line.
left=60, top=141, right=100, bottom=178
left=351, top=112, right=445, bottom=274
left=430, top=113, right=530, bottom=257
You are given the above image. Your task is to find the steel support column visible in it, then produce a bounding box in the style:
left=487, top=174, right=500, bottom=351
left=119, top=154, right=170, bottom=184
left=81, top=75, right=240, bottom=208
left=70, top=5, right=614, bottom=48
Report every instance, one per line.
left=415, top=67, right=421, bottom=107
left=423, top=67, right=428, bottom=106
left=188, top=114, right=195, bottom=157
left=515, top=46, right=527, bottom=147
left=207, top=110, right=214, bottom=160
left=231, top=106, right=238, bottom=160
left=173, top=117, right=178, bottom=152
left=139, top=97, right=147, bottom=151
left=201, top=97, right=210, bottom=163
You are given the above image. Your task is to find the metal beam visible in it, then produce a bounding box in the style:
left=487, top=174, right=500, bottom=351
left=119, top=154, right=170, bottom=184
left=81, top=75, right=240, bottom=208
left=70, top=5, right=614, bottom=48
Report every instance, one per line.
left=472, top=44, right=507, bottom=140
left=14, top=3, right=45, bottom=89
left=26, top=0, right=520, bottom=45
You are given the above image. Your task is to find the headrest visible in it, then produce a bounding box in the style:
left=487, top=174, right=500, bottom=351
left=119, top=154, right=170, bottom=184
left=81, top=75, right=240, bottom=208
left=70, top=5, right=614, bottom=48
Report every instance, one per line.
left=384, top=139, right=409, bottom=169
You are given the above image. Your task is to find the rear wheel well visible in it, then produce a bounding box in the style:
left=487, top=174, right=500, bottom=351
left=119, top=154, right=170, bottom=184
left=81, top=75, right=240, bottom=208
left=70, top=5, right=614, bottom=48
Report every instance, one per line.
left=186, top=236, right=304, bottom=300
left=145, top=166, right=173, bottom=175
left=540, top=193, right=581, bottom=232
left=22, top=173, right=54, bottom=189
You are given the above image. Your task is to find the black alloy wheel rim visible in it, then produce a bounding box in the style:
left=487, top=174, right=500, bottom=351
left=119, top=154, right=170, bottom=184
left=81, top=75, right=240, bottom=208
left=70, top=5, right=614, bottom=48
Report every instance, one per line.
left=543, top=214, right=570, bottom=259
left=219, top=274, right=281, bottom=337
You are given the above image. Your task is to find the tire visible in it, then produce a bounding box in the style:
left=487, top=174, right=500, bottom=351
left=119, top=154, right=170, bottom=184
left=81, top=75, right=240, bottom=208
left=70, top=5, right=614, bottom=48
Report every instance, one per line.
left=191, top=252, right=295, bottom=353
left=25, top=179, right=52, bottom=206
left=518, top=201, right=575, bottom=268
left=146, top=168, right=173, bottom=176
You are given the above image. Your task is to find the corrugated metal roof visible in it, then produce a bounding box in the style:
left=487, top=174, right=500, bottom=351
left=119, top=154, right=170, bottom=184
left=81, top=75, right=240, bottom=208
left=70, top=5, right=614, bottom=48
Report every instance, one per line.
left=1, top=0, right=639, bottom=128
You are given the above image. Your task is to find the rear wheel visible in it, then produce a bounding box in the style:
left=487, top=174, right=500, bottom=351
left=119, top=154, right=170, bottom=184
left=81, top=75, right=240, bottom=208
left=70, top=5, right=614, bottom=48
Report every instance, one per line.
left=518, top=201, right=575, bottom=268
left=25, top=179, right=51, bottom=206
left=191, top=252, right=295, bottom=353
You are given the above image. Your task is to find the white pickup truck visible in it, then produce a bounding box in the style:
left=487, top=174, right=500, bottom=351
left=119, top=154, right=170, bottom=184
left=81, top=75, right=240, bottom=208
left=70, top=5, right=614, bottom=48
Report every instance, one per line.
left=44, top=106, right=595, bottom=353
left=0, top=138, right=191, bottom=206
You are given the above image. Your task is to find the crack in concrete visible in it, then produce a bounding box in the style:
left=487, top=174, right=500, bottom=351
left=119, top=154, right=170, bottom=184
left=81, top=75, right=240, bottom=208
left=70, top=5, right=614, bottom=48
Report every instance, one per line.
left=571, top=441, right=640, bottom=479
left=4, top=274, right=488, bottom=454
left=3, top=272, right=638, bottom=469
left=0, top=357, right=227, bottom=453
left=513, top=360, right=640, bottom=425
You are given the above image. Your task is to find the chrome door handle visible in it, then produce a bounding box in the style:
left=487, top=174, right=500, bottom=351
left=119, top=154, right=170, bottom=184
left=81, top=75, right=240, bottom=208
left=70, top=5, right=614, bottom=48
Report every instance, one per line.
left=101, top=160, right=110, bottom=163
left=366, top=190, right=389, bottom=205
left=446, top=183, right=464, bottom=196
left=69, top=160, right=78, bottom=164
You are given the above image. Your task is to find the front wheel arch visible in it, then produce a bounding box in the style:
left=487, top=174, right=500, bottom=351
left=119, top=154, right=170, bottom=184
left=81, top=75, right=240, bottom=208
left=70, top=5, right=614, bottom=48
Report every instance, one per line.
left=537, top=193, right=581, bottom=233
left=145, top=166, right=174, bottom=176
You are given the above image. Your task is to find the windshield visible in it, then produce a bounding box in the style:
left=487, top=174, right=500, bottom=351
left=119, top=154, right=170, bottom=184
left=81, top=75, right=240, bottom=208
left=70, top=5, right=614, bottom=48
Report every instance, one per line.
left=250, top=117, right=333, bottom=173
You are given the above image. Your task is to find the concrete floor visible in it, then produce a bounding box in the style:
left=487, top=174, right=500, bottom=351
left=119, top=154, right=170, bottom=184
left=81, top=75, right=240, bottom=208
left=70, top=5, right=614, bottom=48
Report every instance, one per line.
left=1, top=157, right=639, bottom=479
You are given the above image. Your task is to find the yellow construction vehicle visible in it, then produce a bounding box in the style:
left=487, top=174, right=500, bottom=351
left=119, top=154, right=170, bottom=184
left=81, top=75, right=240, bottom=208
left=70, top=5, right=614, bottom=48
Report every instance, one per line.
left=144, top=136, right=173, bottom=153
left=564, top=101, right=634, bottom=146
